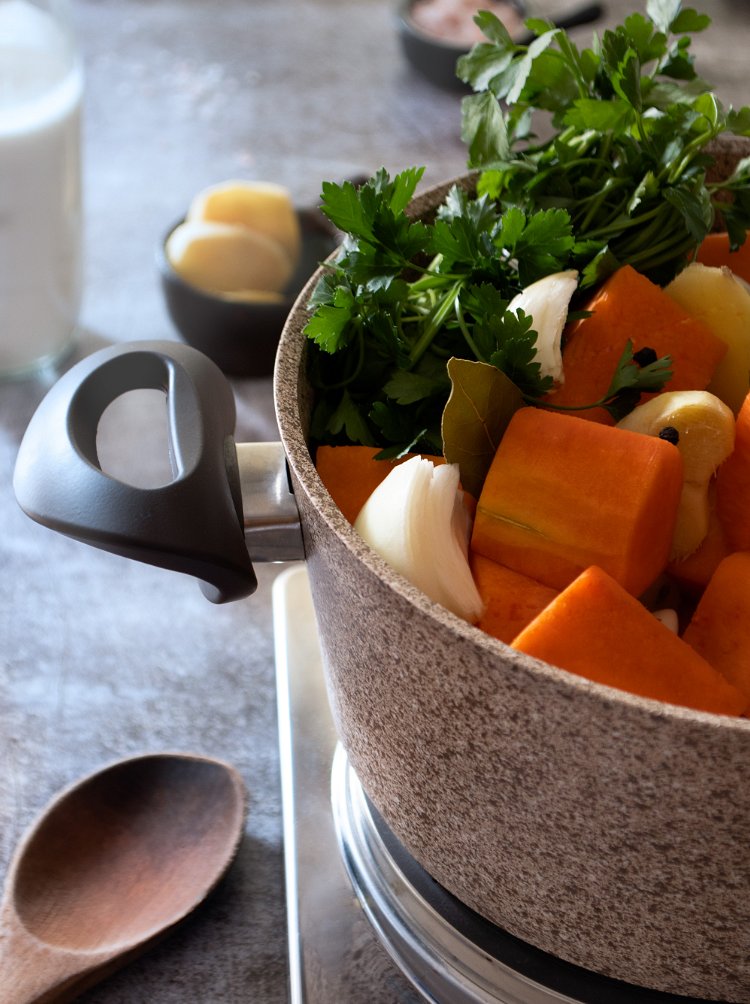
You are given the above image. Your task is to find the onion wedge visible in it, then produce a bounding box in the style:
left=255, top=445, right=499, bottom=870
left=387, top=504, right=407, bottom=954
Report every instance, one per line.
left=354, top=456, right=483, bottom=623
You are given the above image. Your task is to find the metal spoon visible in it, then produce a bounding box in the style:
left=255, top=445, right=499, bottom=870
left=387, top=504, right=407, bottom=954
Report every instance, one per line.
left=0, top=752, right=247, bottom=1004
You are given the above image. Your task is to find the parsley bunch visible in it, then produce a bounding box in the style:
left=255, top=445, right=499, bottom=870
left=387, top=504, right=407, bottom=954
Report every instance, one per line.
left=305, top=168, right=576, bottom=455
left=458, top=0, right=750, bottom=288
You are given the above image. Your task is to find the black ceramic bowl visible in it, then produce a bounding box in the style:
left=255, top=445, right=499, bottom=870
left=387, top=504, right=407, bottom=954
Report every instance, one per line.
left=397, top=0, right=604, bottom=92
left=397, top=0, right=527, bottom=91
left=158, top=207, right=339, bottom=378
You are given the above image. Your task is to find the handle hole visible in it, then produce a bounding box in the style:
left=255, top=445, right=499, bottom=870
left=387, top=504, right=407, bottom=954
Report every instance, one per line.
left=96, top=389, right=175, bottom=488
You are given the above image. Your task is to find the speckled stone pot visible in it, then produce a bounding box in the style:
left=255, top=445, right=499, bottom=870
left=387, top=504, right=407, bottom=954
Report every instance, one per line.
left=274, top=164, right=750, bottom=1002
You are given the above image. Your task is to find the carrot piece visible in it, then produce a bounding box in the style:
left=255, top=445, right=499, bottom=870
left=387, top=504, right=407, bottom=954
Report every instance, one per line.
left=697, top=231, right=750, bottom=284
left=545, top=265, right=727, bottom=424
left=683, top=552, right=750, bottom=703
left=716, top=391, right=750, bottom=550
left=470, top=407, right=683, bottom=596
left=512, top=565, right=748, bottom=716
left=315, top=446, right=444, bottom=524
left=470, top=554, right=558, bottom=645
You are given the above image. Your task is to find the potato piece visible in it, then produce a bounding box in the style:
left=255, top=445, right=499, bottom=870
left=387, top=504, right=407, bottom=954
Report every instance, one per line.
left=617, top=390, right=735, bottom=560
left=665, top=262, right=750, bottom=415
left=188, top=180, right=301, bottom=264
left=166, top=220, right=293, bottom=295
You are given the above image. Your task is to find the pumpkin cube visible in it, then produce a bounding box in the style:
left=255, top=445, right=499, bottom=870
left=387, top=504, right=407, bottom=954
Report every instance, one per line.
left=512, top=565, right=748, bottom=716
left=470, top=554, right=558, bottom=645
left=716, top=391, right=750, bottom=551
left=545, top=265, right=727, bottom=424
left=683, top=552, right=750, bottom=703
left=470, top=407, right=683, bottom=596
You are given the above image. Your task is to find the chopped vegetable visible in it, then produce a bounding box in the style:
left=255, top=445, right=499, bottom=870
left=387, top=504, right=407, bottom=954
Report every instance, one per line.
left=505, top=269, right=578, bottom=384
left=166, top=220, right=292, bottom=296
left=616, top=390, right=735, bottom=560
left=470, top=406, right=683, bottom=595
left=188, top=179, right=301, bottom=263
left=666, top=486, right=730, bottom=594
left=354, top=456, right=483, bottom=622
left=716, top=391, right=750, bottom=550
left=315, top=444, right=443, bottom=524
left=665, top=262, right=750, bottom=414
left=697, top=231, right=750, bottom=284
left=511, top=565, right=748, bottom=716
left=470, top=554, right=558, bottom=644
left=683, top=552, right=750, bottom=702
left=544, top=265, right=725, bottom=423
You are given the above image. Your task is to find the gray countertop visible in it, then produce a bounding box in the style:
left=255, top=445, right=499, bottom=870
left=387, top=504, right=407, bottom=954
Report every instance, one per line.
left=1, top=0, right=748, bottom=1000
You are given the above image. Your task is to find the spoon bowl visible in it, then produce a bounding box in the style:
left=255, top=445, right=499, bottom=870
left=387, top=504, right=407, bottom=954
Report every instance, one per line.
left=0, top=752, right=247, bottom=1003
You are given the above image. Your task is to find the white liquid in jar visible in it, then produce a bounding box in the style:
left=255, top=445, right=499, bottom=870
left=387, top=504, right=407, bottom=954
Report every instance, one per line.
left=0, top=0, right=82, bottom=377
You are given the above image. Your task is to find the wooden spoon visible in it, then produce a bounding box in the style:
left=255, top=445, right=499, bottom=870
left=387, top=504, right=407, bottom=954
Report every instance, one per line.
left=0, top=752, right=247, bottom=1004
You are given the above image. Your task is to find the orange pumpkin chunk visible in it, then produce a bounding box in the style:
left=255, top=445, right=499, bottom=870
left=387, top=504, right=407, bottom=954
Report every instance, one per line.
left=716, top=391, right=750, bottom=551
left=683, top=552, right=750, bottom=703
left=470, top=554, right=558, bottom=645
left=545, top=265, right=727, bottom=424
left=315, top=445, right=443, bottom=524
left=512, top=565, right=748, bottom=716
left=667, top=484, right=731, bottom=595
left=697, top=231, right=750, bottom=285
left=470, top=407, right=683, bottom=596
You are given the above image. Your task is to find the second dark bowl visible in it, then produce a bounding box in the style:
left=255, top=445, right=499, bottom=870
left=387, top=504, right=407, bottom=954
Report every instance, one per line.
left=397, top=0, right=527, bottom=91
left=397, top=0, right=605, bottom=92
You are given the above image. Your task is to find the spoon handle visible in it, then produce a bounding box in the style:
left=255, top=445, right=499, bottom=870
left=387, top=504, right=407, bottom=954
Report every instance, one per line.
left=0, top=906, right=104, bottom=1004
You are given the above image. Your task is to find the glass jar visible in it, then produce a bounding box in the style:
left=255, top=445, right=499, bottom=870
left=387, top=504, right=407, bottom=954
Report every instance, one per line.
left=0, top=0, right=83, bottom=379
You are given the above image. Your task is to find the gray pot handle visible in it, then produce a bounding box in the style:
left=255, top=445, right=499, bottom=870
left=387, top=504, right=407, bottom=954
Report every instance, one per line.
left=14, top=340, right=257, bottom=603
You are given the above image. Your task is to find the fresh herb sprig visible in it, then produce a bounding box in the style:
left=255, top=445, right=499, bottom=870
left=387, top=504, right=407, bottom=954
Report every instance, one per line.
left=458, top=0, right=750, bottom=288
left=305, top=169, right=671, bottom=454
left=529, top=339, right=674, bottom=422
left=305, top=168, right=579, bottom=455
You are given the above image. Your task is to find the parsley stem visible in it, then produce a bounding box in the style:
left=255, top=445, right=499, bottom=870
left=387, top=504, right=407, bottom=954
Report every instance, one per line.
left=664, top=128, right=718, bottom=185
left=408, top=281, right=463, bottom=367
left=454, top=298, right=485, bottom=362
left=525, top=394, right=619, bottom=412
left=584, top=203, right=663, bottom=240
left=313, top=321, right=366, bottom=391
left=627, top=233, right=697, bottom=270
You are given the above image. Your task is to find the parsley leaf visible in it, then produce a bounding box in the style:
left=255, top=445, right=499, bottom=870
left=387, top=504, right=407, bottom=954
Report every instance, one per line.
left=304, top=169, right=576, bottom=452
left=459, top=2, right=750, bottom=287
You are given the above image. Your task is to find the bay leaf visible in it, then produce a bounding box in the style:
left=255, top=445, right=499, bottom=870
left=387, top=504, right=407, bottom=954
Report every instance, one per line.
left=442, top=357, right=523, bottom=499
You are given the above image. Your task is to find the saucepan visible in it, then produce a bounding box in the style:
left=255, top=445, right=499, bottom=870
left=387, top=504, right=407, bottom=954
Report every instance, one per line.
left=14, top=170, right=750, bottom=1003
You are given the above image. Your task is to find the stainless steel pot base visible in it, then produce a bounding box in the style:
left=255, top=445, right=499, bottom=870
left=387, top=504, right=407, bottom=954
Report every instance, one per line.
left=274, top=565, right=726, bottom=1004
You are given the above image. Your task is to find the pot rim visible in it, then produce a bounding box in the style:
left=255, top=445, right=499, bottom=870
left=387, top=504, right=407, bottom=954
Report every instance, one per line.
left=274, top=173, right=750, bottom=736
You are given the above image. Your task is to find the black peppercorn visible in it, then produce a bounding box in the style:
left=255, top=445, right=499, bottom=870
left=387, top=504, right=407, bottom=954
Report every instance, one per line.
left=658, top=426, right=680, bottom=446
left=633, top=347, right=658, bottom=367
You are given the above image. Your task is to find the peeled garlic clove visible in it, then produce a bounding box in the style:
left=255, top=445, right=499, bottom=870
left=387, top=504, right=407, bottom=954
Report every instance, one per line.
left=653, top=608, right=679, bottom=633
left=166, top=219, right=293, bottom=295
left=617, top=390, right=735, bottom=560
left=188, top=180, right=301, bottom=266
left=354, top=456, right=484, bottom=623
left=507, top=269, right=578, bottom=385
